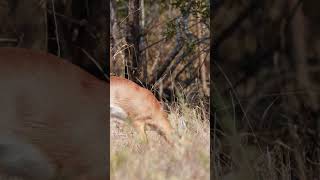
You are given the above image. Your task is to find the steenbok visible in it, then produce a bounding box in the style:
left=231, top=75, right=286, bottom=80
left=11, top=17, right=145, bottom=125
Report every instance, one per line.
left=110, top=76, right=178, bottom=145
left=0, top=47, right=108, bottom=180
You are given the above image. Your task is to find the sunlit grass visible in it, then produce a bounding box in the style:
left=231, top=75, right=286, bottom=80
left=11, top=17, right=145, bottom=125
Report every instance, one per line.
left=110, top=100, right=210, bottom=180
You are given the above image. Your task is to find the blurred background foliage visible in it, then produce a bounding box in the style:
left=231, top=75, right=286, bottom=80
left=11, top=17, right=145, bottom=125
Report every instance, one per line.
left=0, top=0, right=108, bottom=80
left=111, top=0, right=210, bottom=108
left=213, top=0, right=320, bottom=179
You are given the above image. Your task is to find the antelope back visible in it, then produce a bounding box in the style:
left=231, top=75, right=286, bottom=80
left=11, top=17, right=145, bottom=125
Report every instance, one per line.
left=0, top=47, right=108, bottom=180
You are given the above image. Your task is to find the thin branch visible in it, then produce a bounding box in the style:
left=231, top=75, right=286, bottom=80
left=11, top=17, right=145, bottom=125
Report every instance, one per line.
left=149, top=36, right=184, bottom=84
left=47, top=10, right=88, bottom=26
left=139, top=37, right=166, bottom=52
left=80, top=48, right=109, bottom=80
left=0, top=38, right=18, bottom=43
left=215, top=1, right=259, bottom=49
left=51, top=0, right=61, bottom=57
left=175, top=47, right=209, bottom=80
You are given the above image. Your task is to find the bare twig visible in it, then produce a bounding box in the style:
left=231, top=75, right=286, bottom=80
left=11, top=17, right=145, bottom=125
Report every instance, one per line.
left=80, top=48, right=108, bottom=80
left=0, top=38, right=18, bottom=43
left=47, top=10, right=88, bottom=26
left=51, top=0, right=60, bottom=57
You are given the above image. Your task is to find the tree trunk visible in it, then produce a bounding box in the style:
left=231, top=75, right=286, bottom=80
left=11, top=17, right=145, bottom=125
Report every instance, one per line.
left=125, top=0, right=141, bottom=82
left=140, top=0, right=148, bottom=82
left=110, top=0, right=127, bottom=76
left=287, top=1, right=316, bottom=179
left=197, top=10, right=209, bottom=97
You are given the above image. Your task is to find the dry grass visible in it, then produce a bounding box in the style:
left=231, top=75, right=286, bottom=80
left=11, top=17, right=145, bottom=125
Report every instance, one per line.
left=110, top=101, right=210, bottom=180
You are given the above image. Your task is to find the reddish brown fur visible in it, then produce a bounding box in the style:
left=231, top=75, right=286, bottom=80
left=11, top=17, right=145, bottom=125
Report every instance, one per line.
left=110, top=76, right=174, bottom=144
left=0, top=48, right=108, bottom=180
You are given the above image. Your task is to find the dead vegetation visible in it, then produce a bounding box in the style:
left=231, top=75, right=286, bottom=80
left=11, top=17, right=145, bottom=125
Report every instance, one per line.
left=111, top=96, right=210, bottom=180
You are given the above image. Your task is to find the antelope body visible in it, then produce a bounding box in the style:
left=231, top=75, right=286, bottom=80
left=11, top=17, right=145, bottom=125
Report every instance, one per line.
left=0, top=48, right=108, bottom=180
left=110, top=76, right=175, bottom=144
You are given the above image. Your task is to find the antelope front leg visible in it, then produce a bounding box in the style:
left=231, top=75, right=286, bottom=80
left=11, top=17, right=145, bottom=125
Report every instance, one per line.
left=132, top=121, right=148, bottom=144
